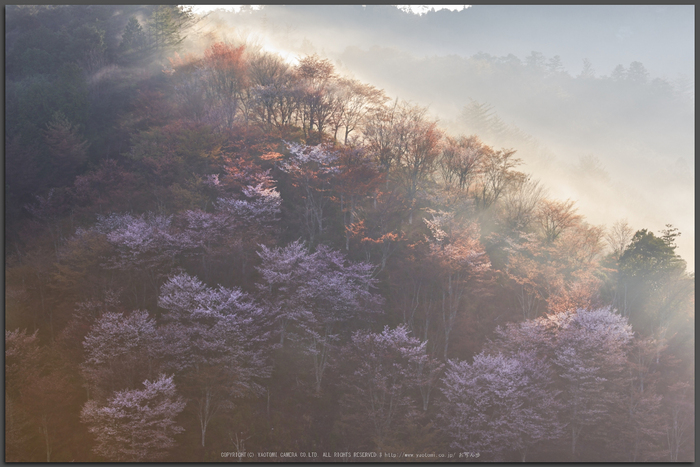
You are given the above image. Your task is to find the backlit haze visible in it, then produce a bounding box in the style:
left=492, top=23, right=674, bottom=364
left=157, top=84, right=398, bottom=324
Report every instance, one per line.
left=184, top=5, right=694, bottom=270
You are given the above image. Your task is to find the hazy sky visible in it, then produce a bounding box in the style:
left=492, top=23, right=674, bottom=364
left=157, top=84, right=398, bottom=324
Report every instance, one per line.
left=188, top=5, right=694, bottom=79
left=186, top=5, right=695, bottom=270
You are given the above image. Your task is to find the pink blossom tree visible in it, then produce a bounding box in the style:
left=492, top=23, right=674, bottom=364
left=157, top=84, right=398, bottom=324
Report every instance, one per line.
left=173, top=170, right=281, bottom=282
left=214, top=183, right=281, bottom=230
left=95, top=213, right=181, bottom=272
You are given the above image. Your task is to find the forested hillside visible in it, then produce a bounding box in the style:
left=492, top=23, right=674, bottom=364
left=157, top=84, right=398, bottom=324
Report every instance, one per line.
left=198, top=5, right=695, bottom=268
left=5, top=5, right=694, bottom=462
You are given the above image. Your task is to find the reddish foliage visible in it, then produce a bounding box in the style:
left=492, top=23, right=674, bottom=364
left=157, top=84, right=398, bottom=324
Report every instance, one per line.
left=72, top=159, right=140, bottom=216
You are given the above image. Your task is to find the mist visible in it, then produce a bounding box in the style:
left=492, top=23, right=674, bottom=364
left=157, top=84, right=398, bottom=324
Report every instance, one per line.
left=4, top=6, right=694, bottom=461
left=186, top=5, right=694, bottom=271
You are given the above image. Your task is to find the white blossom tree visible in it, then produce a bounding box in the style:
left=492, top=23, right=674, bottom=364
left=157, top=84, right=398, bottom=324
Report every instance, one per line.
left=81, top=374, right=186, bottom=461
left=81, top=310, right=161, bottom=400
left=92, top=213, right=184, bottom=307
left=256, top=240, right=382, bottom=394
left=552, top=307, right=633, bottom=460
left=488, top=306, right=634, bottom=460
left=214, top=183, right=281, bottom=230
left=173, top=171, right=281, bottom=281
left=278, top=143, right=339, bottom=245
left=339, top=325, right=425, bottom=451
left=440, top=351, right=561, bottom=461
left=157, top=273, right=270, bottom=448
left=95, top=212, right=182, bottom=272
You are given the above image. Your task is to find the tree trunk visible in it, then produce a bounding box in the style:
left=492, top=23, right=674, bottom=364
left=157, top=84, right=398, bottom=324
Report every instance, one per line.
left=41, top=415, right=51, bottom=462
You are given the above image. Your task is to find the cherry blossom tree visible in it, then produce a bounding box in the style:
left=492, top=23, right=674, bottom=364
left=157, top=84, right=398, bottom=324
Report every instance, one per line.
left=256, top=240, right=382, bottom=393
left=81, top=310, right=161, bottom=400
left=439, top=350, right=561, bottom=461
left=339, top=325, right=425, bottom=451
left=81, top=374, right=186, bottom=461
left=92, top=213, right=183, bottom=307
left=488, top=307, right=638, bottom=460
left=95, top=212, right=181, bottom=270
left=214, top=182, right=281, bottom=231
left=171, top=208, right=234, bottom=280
left=87, top=164, right=281, bottom=287
left=157, top=273, right=270, bottom=448
left=279, top=142, right=339, bottom=245
left=548, top=307, right=633, bottom=460
left=171, top=179, right=280, bottom=281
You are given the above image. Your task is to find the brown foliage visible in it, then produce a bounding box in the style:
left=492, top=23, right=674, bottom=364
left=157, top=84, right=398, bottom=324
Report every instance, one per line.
left=536, top=198, right=582, bottom=243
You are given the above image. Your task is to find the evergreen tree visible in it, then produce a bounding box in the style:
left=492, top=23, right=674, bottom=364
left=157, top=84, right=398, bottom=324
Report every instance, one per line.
left=148, top=6, right=195, bottom=58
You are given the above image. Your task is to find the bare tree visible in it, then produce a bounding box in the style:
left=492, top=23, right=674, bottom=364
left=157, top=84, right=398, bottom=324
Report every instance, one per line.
left=438, top=135, right=486, bottom=193
left=500, top=175, right=547, bottom=232
left=473, top=147, right=522, bottom=210
left=329, top=78, right=387, bottom=145
left=294, top=54, right=337, bottom=140
left=605, top=219, right=634, bottom=259
left=536, top=198, right=582, bottom=243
